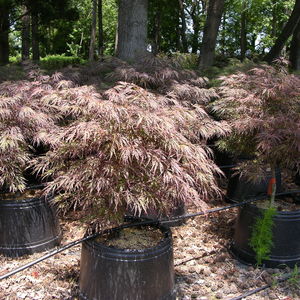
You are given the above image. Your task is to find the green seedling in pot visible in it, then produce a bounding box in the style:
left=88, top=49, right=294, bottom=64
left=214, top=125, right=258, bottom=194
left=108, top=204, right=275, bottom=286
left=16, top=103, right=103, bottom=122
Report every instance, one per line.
left=249, top=169, right=278, bottom=266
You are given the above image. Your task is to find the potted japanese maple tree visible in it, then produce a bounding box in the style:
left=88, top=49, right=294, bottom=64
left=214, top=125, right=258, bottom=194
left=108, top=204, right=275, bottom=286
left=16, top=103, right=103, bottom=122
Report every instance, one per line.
left=0, top=72, right=64, bottom=257
left=34, top=80, right=227, bottom=300
left=212, top=59, right=300, bottom=267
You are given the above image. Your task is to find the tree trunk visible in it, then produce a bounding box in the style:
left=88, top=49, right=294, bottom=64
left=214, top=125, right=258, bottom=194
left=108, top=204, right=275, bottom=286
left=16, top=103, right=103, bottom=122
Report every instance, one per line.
left=240, top=1, right=247, bottom=61
left=21, top=5, right=30, bottom=61
left=271, top=0, right=277, bottom=37
left=199, top=0, right=225, bottom=68
left=175, top=5, right=181, bottom=52
left=290, top=20, right=300, bottom=71
left=264, top=0, right=300, bottom=64
left=190, top=1, right=201, bottom=54
left=0, top=3, right=10, bottom=65
left=220, top=10, right=227, bottom=56
left=98, top=0, right=104, bottom=56
left=31, top=11, right=40, bottom=61
left=191, top=21, right=200, bottom=54
left=178, top=0, right=188, bottom=52
left=176, top=20, right=181, bottom=51
left=152, top=6, right=161, bottom=55
left=251, top=33, right=256, bottom=53
left=89, top=0, right=97, bottom=61
left=116, top=0, right=148, bottom=62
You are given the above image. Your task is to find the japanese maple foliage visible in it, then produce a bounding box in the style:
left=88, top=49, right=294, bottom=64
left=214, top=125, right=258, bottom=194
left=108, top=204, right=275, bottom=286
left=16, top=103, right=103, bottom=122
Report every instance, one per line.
left=1, top=59, right=229, bottom=220
left=0, top=63, right=83, bottom=193
left=59, top=56, right=219, bottom=107
left=33, top=81, right=228, bottom=218
left=0, top=79, right=57, bottom=192
left=212, top=60, right=300, bottom=180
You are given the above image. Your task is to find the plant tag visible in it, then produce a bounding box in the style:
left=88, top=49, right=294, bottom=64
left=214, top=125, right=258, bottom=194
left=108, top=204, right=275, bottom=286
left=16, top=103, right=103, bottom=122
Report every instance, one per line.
left=267, top=177, right=276, bottom=196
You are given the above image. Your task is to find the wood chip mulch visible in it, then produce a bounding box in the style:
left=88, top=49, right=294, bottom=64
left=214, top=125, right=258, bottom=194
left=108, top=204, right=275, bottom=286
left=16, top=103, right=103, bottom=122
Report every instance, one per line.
left=1, top=202, right=300, bottom=300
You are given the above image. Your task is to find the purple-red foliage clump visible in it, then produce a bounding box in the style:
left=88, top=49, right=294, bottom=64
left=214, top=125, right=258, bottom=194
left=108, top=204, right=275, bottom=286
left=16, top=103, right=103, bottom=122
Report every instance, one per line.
left=212, top=60, right=300, bottom=180
left=33, top=81, right=228, bottom=217
left=1, top=58, right=229, bottom=221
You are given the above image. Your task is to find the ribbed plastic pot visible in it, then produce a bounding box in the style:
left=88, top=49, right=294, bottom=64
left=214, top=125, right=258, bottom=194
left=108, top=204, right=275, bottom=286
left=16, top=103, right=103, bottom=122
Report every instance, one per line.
left=226, top=168, right=281, bottom=203
left=231, top=203, right=300, bottom=268
left=0, top=195, right=61, bottom=257
left=295, top=171, right=300, bottom=186
left=79, top=224, right=176, bottom=300
left=210, top=145, right=234, bottom=178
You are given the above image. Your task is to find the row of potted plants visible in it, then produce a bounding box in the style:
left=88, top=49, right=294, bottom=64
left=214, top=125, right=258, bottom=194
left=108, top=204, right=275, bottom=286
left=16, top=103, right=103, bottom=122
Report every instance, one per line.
left=0, top=69, right=64, bottom=257
left=211, top=59, right=300, bottom=268
left=0, top=59, right=227, bottom=299
left=1, top=58, right=299, bottom=299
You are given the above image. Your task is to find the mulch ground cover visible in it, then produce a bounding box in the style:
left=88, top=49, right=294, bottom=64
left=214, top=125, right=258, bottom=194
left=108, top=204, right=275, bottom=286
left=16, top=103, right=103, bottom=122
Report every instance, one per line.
left=1, top=200, right=300, bottom=300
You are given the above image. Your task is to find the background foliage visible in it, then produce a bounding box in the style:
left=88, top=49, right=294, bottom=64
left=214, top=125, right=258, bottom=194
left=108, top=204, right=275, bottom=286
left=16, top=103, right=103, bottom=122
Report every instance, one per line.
left=2, top=0, right=297, bottom=62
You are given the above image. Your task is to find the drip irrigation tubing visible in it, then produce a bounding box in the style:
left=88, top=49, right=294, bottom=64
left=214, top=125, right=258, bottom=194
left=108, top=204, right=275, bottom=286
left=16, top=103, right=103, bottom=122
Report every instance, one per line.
left=174, top=247, right=227, bottom=267
left=0, top=218, right=161, bottom=281
left=219, top=164, right=237, bottom=169
left=1, top=189, right=300, bottom=282
left=229, top=272, right=295, bottom=300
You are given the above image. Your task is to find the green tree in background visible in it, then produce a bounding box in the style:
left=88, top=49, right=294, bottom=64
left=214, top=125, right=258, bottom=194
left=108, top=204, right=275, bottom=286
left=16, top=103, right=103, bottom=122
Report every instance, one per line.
left=148, top=0, right=181, bottom=54
left=0, top=0, right=12, bottom=65
left=265, top=0, right=300, bottom=63
left=1, top=0, right=299, bottom=70
left=217, top=0, right=295, bottom=59
left=199, top=0, right=225, bottom=68
left=67, top=0, right=117, bottom=58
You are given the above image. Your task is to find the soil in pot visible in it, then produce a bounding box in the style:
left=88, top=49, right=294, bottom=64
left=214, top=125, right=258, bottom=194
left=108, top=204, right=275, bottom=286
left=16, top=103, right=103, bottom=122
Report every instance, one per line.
left=80, top=224, right=175, bottom=300
left=0, top=189, right=43, bottom=201
left=231, top=198, right=300, bottom=268
left=96, top=226, right=163, bottom=249
left=0, top=188, right=61, bottom=257
left=255, top=197, right=300, bottom=211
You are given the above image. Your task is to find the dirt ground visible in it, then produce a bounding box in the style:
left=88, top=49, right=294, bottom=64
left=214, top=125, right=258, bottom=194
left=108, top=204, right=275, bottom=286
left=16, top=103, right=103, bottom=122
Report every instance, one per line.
left=0, top=202, right=300, bottom=300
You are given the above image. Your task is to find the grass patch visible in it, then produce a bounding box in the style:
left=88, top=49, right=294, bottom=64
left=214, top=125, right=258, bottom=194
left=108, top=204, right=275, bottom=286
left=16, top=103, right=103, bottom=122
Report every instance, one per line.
left=40, top=54, right=85, bottom=70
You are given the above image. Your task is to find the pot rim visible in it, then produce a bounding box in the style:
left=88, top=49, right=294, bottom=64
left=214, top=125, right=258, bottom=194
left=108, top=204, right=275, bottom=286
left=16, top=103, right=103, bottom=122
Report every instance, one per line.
left=243, top=201, right=300, bottom=217
left=0, top=190, right=53, bottom=207
left=84, top=221, right=172, bottom=255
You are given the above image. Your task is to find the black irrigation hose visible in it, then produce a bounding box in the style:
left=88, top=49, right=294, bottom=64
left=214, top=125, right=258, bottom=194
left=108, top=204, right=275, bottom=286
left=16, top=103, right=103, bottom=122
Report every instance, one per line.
left=1, top=190, right=300, bottom=282
left=174, top=247, right=228, bottom=267
left=275, top=189, right=300, bottom=196
left=0, top=195, right=265, bottom=281
left=229, top=272, right=293, bottom=300
left=0, top=218, right=161, bottom=281
left=0, top=232, right=98, bottom=281
left=219, top=164, right=237, bottom=169
left=160, top=189, right=300, bottom=225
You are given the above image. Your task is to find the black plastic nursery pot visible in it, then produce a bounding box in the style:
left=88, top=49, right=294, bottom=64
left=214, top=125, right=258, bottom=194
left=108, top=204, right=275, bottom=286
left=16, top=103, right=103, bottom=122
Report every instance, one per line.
left=209, top=143, right=234, bottom=178
left=226, top=168, right=281, bottom=203
left=231, top=203, right=300, bottom=268
left=79, top=223, right=176, bottom=300
left=295, top=171, right=300, bottom=186
left=0, top=192, right=61, bottom=257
